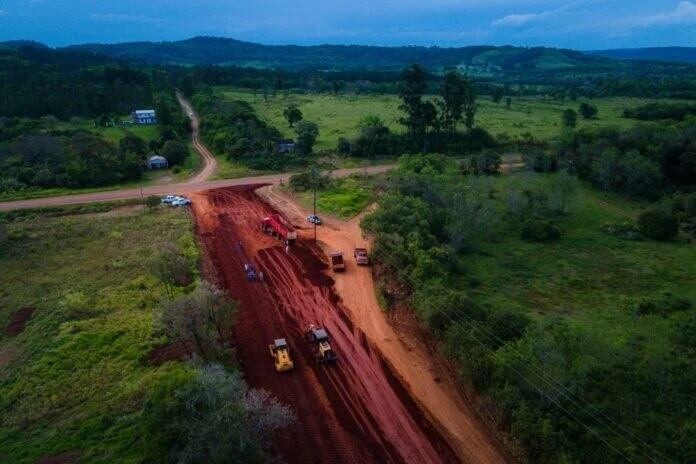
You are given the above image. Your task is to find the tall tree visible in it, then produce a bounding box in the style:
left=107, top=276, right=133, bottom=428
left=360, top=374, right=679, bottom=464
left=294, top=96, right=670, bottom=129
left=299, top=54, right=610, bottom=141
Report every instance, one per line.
left=440, top=70, right=476, bottom=132
left=398, top=64, right=428, bottom=139
left=283, top=104, right=303, bottom=127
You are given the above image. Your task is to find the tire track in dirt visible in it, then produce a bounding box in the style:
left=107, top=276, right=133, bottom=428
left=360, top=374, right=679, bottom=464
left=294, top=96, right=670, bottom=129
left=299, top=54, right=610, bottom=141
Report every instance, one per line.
left=192, top=185, right=458, bottom=464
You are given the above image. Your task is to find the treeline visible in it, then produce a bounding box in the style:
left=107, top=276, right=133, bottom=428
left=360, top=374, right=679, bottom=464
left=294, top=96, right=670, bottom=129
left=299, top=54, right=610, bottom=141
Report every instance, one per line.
left=555, top=123, right=696, bottom=199
left=0, top=47, right=154, bottom=119
left=362, top=155, right=695, bottom=463
left=624, top=102, right=696, bottom=121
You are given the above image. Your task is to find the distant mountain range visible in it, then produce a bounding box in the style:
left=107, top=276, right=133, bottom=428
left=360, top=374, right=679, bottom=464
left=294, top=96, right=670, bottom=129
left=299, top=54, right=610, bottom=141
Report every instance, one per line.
left=2, top=37, right=695, bottom=78
left=589, top=47, right=696, bottom=64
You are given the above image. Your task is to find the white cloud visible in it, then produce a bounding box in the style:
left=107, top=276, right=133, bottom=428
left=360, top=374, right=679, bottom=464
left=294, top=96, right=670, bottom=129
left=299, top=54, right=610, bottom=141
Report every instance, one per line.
left=492, top=13, right=540, bottom=27
left=639, top=1, right=696, bottom=26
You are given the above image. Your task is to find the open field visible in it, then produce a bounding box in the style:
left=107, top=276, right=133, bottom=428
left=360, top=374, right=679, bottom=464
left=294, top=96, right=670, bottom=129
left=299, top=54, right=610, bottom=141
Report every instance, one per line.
left=219, top=89, right=688, bottom=150
left=461, top=173, right=696, bottom=347
left=0, top=205, right=197, bottom=463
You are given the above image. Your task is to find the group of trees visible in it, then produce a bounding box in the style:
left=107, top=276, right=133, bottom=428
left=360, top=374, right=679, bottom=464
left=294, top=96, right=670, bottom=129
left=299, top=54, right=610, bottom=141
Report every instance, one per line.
left=558, top=123, right=696, bottom=199
left=339, top=64, right=495, bottom=157
left=623, top=102, right=696, bottom=121
left=361, top=155, right=695, bottom=463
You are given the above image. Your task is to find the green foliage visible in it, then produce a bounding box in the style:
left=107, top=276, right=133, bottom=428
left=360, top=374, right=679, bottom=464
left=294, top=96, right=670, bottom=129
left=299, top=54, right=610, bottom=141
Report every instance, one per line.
left=146, top=195, right=161, bottom=209
left=624, top=102, right=696, bottom=121
left=562, top=108, right=578, bottom=128
left=282, top=104, right=303, bottom=127
left=294, top=120, right=319, bottom=155
left=521, top=219, right=561, bottom=242
left=578, top=102, right=598, bottom=119
left=638, top=207, right=680, bottom=241
left=161, top=140, right=189, bottom=166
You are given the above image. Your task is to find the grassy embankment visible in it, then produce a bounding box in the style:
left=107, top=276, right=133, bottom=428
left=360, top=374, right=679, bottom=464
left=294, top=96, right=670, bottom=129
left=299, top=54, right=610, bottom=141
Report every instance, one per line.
left=288, top=174, right=378, bottom=219
left=220, top=89, right=687, bottom=150
left=0, top=204, right=199, bottom=462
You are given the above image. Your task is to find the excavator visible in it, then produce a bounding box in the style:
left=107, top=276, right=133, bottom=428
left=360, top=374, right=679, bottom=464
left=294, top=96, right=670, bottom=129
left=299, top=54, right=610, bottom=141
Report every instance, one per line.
left=269, top=338, right=294, bottom=372
left=305, top=325, right=338, bottom=363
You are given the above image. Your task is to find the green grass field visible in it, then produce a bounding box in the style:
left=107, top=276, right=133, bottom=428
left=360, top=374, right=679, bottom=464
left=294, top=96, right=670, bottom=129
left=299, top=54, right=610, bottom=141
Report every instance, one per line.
left=219, top=89, right=686, bottom=150
left=290, top=174, right=377, bottom=219
left=0, top=205, right=198, bottom=463
left=461, top=173, right=696, bottom=347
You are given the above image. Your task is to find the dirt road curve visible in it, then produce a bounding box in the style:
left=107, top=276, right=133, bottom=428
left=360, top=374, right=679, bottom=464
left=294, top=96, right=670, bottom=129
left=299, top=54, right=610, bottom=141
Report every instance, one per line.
left=193, top=186, right=461, bottom=463
left=176, top=92, right=219, bottom=183
left=0, top=165, right=393, bottom=212
left=258, top=186, right=513, bottom=464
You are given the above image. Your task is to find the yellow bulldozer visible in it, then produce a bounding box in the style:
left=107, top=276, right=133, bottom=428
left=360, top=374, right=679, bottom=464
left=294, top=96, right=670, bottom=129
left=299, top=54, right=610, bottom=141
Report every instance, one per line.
left=269, top=338, right=294, bottom=372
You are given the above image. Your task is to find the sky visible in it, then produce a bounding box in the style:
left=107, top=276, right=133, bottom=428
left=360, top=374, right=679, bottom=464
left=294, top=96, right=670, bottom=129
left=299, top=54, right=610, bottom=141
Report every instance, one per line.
left=0, top=0, right=695, bottom=49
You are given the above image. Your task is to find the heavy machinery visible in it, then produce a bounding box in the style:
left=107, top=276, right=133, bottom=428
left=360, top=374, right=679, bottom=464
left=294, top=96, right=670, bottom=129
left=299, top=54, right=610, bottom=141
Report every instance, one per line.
left=305, top=325, right=338, bottom=363
left=329, top=252, right=345, bottom=272
left=354, top=247, right=369, bottom=265
left=261, top=214, right=297, bottom=245
left=269, top=338, right=294, bottom=372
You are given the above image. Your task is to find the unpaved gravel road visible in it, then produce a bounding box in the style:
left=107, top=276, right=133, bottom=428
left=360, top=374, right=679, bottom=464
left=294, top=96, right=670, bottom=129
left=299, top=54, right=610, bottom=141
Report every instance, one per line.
left=257, top=185, right=514, bottom=464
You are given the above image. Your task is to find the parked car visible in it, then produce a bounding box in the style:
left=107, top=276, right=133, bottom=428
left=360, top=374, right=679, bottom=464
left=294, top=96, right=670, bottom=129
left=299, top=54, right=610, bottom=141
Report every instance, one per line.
left=161, top=195, right=178, bottom=204
left=307, top=214, right=322, bottom=225
left=172, top=197, right=191, bottom=207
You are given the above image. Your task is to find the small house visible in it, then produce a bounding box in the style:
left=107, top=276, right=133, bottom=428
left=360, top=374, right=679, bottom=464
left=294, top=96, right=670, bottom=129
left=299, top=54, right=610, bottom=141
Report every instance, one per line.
left=147, top=155, right=169, bottom=170
left=275, top=139, right=296, bottom=154
left=132, top=109, right=157, bottom=125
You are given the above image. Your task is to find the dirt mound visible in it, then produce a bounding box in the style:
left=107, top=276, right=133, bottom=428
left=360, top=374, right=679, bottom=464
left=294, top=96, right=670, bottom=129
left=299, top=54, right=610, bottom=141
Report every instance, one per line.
left=192, top=185, right=457, bottom=464
left=5, top=307, right=34, bottom=337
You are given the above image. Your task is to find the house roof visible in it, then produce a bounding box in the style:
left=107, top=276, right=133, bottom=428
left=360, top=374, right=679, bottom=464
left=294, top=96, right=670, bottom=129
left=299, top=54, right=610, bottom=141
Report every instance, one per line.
left=134, top=109, right=156, bottom=116
left=148, top=155, right=168, bottom=162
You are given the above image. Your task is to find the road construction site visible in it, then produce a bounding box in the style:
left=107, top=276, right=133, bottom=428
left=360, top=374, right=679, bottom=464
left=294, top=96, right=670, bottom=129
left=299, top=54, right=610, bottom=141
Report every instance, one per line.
left=191, top=185, right=510, bottom=464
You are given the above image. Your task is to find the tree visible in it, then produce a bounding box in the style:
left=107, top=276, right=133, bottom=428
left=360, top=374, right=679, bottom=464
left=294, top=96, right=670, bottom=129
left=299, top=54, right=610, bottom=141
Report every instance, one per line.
left=158, top=281, right=236, bottom=361
left=506, top=97, right=512, bottom=108
left=439, top=70, right=468, bottom=133
left=331, top=80, right=344, bottom=96
left=638, top=208, right=679, bottom=241
left=162, top=140, right=189, bottom=166
left=492, top=87, right=504, bottom=104
left=295, top=121, right=319, bottom=155
left=168, top=364, right=294, bottom=464
left=283, top=104, right=302, bottom=127
left=119, top=134, right=146, bottom=157
left=151, top=242, right=192, bottom=297
left=398, top=64, right=429, bottom=140
left=579, top=102, right=598, bottom=119
left=562, top=109, right=578, bottom=128
left=0, top=222, right=7, bottom=243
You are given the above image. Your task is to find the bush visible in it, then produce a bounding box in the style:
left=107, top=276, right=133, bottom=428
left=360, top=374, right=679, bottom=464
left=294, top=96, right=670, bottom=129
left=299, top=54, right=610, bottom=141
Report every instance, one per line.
left=635, top=293, right=692, bottom=317
left=601, top=221, right=643, bottom=240
left=638, top=208, right=679, bottom=241
left=521, top=219, right=561, bottom=242
left=145, top=195, right=161, bottom=209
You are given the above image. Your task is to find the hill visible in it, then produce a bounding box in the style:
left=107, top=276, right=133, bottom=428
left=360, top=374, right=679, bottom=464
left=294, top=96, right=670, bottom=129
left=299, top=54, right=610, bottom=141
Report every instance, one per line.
left=589, top=47, right=696, bottom=64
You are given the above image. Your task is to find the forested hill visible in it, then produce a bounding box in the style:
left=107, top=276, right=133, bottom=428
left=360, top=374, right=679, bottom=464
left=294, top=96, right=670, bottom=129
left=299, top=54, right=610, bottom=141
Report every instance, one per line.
left=589, top=47, right=696, bottom=64
left=63, top=37, right=696, bottom=78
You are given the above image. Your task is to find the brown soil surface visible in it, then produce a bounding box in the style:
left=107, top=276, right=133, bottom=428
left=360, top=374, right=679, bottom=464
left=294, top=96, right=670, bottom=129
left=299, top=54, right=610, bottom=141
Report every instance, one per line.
left=147, top=341, right=192, bottom=366
left=5, top=307, right=34, bottom=337
left=192, top=185, right=459, bottom=464
left=257, top=185, right=513, bottom=464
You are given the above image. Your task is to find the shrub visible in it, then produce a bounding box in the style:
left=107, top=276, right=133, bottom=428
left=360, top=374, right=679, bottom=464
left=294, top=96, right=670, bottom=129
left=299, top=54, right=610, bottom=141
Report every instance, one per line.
left=521, top=219, right=561, bottom=242
left=638, top=208, right=679, bottom=241
left=601, top=221, right=643, bottom=240
left=146, top=195, right=161, bottom=209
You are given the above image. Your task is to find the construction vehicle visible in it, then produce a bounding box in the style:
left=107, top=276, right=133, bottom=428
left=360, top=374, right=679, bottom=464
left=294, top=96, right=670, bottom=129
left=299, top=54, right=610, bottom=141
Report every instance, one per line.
left=354, top=247, right=369, bottom=265
left=261, top=214, right=297, bottom=245
left=329, top=252, right=345, bottom=272
left=305, top=325, right=338, bottom=363
left=269, top=338, right=294, bottom=372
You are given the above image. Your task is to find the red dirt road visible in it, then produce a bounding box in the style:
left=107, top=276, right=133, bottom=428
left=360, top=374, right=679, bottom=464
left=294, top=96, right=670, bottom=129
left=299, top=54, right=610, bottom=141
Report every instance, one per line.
left=192, top=186, right=458, bottom=464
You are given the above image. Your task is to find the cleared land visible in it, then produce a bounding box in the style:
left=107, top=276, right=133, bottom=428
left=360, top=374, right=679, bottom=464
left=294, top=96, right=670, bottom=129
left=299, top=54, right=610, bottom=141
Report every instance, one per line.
left=220, top=89, right=688, bottom=150
left=0, top=205, right=198, bottom=463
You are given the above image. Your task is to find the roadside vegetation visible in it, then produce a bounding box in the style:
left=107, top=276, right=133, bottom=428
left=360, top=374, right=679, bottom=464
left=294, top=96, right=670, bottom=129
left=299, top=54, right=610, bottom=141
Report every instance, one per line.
left=361, top=154, right=695, bottom=463
left=0, top=203, right=291, bottom=463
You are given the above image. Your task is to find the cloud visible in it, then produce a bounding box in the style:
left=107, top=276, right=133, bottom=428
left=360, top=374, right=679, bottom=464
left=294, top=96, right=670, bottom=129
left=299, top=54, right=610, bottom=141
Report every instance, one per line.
left=492, top=13, right=541, bottom=27
left=638, top=1, right=696, bottom=26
